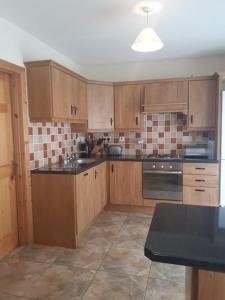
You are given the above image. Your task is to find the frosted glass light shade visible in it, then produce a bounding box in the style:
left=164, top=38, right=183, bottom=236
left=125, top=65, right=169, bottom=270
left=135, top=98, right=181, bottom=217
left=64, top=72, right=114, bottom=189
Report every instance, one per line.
left=131, top=27, right=164, bottom=52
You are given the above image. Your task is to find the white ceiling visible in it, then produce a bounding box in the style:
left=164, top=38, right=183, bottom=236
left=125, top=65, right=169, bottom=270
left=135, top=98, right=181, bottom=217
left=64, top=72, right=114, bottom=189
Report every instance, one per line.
left=0, top=0, right=225, bottom=65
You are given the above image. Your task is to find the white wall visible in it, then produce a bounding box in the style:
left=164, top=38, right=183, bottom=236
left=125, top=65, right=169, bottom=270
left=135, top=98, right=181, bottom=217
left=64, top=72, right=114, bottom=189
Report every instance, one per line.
left=0, top=16, right=81, bottom=73
left=81, top=55, right=225, bottom=82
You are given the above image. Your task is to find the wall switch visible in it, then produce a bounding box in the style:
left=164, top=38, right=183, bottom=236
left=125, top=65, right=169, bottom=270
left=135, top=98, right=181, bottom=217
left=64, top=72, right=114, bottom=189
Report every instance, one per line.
left=119, top=136, right=125, bottom=142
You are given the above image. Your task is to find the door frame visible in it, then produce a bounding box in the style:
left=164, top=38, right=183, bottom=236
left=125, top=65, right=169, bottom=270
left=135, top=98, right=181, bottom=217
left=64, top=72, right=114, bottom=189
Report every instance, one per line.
left=0, top=59, right=33, bottom=245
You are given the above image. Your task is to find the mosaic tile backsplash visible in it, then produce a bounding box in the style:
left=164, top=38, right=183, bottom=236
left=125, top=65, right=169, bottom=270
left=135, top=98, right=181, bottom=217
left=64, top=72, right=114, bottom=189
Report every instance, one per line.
left=28, top=122, right=84, bottom=170
left=28, top=113, right=214, bottom=169
left=93, top=113, right=213, bottom=156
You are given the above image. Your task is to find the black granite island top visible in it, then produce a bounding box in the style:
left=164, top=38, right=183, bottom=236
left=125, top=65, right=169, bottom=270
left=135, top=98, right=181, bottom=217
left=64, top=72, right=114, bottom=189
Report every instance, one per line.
left=145, top=204, right=225, bottom=273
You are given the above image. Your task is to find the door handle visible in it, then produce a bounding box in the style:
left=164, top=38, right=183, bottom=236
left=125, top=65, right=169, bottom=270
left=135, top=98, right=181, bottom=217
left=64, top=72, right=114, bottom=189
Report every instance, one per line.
left=94, top=170, right=98, bottom=179
left=190, top=115, right=193, bottom=124
left=136, top=116, right=139, bottom=126
left=111, top=164, right=114, bottom=173
left=110, top=117, right=113, bottom=126
left=83, top=172, right=88, bottom=176
left=195, top=179, right=205, bottom=182
left=195, top=189, right=205, bottom=192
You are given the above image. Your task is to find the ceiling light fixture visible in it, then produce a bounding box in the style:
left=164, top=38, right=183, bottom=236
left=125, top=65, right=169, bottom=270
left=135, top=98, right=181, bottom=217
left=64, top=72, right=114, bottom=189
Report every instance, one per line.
left=131, top=6, right=164, bottom=53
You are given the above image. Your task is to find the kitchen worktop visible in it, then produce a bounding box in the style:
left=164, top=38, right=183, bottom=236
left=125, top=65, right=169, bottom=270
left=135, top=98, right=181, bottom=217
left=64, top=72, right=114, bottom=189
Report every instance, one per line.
left=31, top=154, right=218, bottom=175
left=145, top=204, right=225, bottom=273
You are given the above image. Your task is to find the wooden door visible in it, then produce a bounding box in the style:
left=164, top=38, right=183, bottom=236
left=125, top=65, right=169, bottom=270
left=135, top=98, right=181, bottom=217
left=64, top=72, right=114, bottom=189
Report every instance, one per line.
left=72, top=78, right=87, bottom=122
left=114, top=85, right=142, bottom=130
left=109, top=161, right=142, bottom=205
left=76, top=169, right=94, bottom=235
left=87, top=83, right=114, bottom=131
left=94, top=162, right=107, bottom=216
left=188, top=79, right=216, bottom=130
left=0, top=72, right=18, bottom=258
left=52, top=67, right=73, bottom=120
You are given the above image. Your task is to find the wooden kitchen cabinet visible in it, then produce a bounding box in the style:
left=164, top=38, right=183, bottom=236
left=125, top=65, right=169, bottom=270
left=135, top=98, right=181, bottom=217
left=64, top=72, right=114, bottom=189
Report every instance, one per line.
left=183, top=163, right=219, bottom=206
left=25, top=60, right=87, bottom=123
left=114, top=84, right=143, bottom=130
left=31, top=174, right=77, bottom=248
left=76, top=162, right=107, bottom=235
left=188, top=78, right=217, bottom=130
left=72, top=77, right=87, bottom=122
left=109, top=161, right=142, bottom=205
left=143, top=80, right=188, bottom=113
left=87, top=83, right=114, bottom=131
left=31, top=162, right=107, bottom=247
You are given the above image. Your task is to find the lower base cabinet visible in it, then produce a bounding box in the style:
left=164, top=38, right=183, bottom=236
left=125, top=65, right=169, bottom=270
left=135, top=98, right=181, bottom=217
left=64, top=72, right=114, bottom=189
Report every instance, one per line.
left=76, top=162, right=107, bottom=235
left=183, top=163, right=219, bottom=206
left=31, top=162, right=107, bottom=248
left=109, top=161, right=142, bottom=205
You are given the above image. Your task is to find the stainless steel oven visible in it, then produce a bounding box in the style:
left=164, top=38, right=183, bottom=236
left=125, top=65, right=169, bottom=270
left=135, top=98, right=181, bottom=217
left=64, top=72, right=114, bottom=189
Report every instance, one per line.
left=143, top=161, right=183, bottom=201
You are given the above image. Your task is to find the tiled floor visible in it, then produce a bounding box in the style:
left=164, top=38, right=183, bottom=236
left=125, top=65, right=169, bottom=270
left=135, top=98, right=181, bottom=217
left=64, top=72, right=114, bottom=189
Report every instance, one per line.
left=0, top=211, right=185, bottom=300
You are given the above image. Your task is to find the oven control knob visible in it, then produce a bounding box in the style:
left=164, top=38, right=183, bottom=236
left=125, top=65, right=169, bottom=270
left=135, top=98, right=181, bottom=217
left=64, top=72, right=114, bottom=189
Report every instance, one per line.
left=153, top=165, right=156, bottom=169
left=169, top=165, right=173, bottom=169
left=161, top=165, right=164, bottom=169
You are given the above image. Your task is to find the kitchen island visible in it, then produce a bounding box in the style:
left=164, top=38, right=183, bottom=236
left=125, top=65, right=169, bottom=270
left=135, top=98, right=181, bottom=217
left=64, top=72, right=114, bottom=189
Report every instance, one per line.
left=145, top=204, right=225, bottom=300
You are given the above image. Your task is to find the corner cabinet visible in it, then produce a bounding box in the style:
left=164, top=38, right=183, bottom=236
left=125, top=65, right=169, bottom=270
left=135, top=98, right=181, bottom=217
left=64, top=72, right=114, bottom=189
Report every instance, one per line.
left=87, top=82, right=114, bottom=131
left=188, top=78, right=217, bottom=130
left=109, top=161, right=142, bottom=205
left=25, top=60, right=87, bottom=123
left=114, top=84, right=143, bottom=131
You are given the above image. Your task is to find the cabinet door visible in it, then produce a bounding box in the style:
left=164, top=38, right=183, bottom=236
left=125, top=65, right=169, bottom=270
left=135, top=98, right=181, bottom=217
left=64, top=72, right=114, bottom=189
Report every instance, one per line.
left=109, top=161, right=142, bottom=205
left=52, top=67, right=73, bottom=120
left=188, top=79, right=216, bottom=130
left=72, top=77, right=87, bottom=122
left=144, top=81, right=188, bottom=113
left=87, top=84, right=114, bottom=131
left=94, top=162, right=107, bottom=216
left=183, top=186, right=218, bottom=206
left=114, top=85, right=142, bottom=130
left=76, top=169, right=94, bottom=235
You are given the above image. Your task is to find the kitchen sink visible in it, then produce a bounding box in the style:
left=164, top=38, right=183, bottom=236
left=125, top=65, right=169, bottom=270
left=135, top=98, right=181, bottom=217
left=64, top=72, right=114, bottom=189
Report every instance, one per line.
left=76, top=158, right=97, bottom=164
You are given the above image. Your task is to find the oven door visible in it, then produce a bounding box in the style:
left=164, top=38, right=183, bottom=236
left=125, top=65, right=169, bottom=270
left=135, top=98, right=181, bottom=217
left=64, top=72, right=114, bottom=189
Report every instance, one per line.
left=143, top=170, right=183, bottom=201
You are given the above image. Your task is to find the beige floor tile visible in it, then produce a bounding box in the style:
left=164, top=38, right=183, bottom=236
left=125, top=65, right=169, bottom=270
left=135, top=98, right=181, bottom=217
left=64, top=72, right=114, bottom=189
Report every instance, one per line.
left=150, top=262, right=185, bottom=283
left=0, top=293, right=28, bottom=300
left=126, top=214, right=152, bottom=226
left=94, top=211, right=128, bottom=224
left=83, top=271, right=147, bottom=300
left=21, top=264, right=95, bottom=299
left=78, top=235, right=113, bottom=253
left=100, top=246, right=151, bottom=277
left=55, top=247, right=105, bottom=270
left=84, top=222, right=124, bottom=240
left=113, top=223, right=149, bottom=252
left=9, top=244, right=62, bottom=263
left=0, top=256, right=50, bottom=297
left=145, top=277, right=185, bottom=300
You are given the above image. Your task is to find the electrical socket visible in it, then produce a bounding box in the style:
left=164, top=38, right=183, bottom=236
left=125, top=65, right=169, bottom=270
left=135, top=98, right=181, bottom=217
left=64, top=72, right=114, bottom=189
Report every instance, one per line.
left=119, top=136, right=125, bottom=142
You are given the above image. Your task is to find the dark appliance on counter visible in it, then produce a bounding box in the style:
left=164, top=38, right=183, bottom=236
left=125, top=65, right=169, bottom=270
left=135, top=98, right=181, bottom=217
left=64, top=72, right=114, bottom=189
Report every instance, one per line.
left=143, top=155, right=183, bottom=201
left=78, top=142, right=91, bottom=157
left=108, top=144, right=123, bottom=156
left=184, top=143, right=215, bottom=160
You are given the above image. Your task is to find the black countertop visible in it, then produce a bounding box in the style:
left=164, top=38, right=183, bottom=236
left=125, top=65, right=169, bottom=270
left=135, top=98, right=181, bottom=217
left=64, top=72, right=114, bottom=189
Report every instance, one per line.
left=145, top=204, right=225, bottom=273
left=31, top=155, right=218, bottom=175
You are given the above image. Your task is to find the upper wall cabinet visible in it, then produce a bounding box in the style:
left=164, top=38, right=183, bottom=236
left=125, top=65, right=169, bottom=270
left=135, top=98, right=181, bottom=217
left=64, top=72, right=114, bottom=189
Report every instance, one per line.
left=25, top=60, right=87, bottom=123
left=114, top=84, right=143, bottom=130
left=143, top=80, right=188, bottom=114
left=87, top=82, right=114, bottom=131
left=188, top=78, right=217, bottom=130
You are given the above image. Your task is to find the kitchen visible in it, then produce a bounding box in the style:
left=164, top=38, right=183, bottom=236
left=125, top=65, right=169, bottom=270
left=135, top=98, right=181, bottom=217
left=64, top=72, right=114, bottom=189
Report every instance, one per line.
left=0, top=1, right=225, bottom=299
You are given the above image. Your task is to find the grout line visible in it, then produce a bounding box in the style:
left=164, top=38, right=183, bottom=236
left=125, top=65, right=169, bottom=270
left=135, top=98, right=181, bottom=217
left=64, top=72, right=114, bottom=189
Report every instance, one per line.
left=143, top=260, right=152, bottom=300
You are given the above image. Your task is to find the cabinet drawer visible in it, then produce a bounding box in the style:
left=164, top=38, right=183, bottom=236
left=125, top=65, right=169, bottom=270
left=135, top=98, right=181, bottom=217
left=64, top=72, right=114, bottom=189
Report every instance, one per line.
left=183, top=186, right=218, bottom=206
left=183, top=163, right=219, bottom=176
left=183, top=175, right=218, bottom=187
